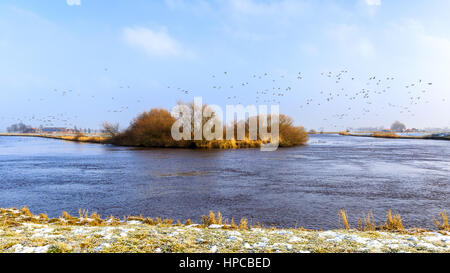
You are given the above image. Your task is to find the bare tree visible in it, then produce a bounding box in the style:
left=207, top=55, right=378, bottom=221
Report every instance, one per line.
left=391, top=121, right=406, bottom=132
left=7, top=123, right=31, bottom=133
left=102, top=122, right=120, bottom=137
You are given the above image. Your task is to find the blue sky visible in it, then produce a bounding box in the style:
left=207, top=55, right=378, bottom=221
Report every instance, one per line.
left=1, top=0, right=449, bottom=131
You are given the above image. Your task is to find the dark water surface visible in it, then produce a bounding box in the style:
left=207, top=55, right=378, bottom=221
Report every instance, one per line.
left=0, top=135, right=449, bottom=230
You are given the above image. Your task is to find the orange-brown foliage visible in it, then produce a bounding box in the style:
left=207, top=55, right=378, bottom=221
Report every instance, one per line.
left=112, top=108, right=180, bottom=147
left=372, top=132, right=399, bottom=138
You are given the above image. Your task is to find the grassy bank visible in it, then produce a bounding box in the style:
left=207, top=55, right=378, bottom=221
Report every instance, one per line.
left=339, top=132, right=450, bottom=141
left=0, top=133, right=108, bottom=144
left=1, top=208, right=449, bottom=253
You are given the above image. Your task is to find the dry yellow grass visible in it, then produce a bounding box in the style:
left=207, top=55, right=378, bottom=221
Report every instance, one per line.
left=230, top=218, right=238, bottom=229
left=434, top=211, right=449, bottom=231
left=1, top=214, right=449, bottom=253
left=0, top=133, right=109, bottom=144
left=55, top=135, right=107, bottom=143
left=239, top=218, right=249, bottom=230
left=339, top=209, right=350, bottom=230
left=3, top=207, right=449, bottom=235
left=39, top=213, right=49, bottom=221
left=340, top=210, right=405, bottom=231
left=372, top=132, right=400, bottom=138
left=383, top=210, right=404, bottom=231
left=20, top=206, right=33, bottom=217
left=358, top=211, right=377, bottom=231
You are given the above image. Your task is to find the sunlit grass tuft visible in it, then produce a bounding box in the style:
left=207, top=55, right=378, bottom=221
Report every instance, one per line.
left=372, top=132, right=399, bottom=138
left=239, top=218, right=249, bottom=230
left=341, top=210, right=405, bottom=231
left=434, top=210, right=449, bottom=231
left=383, top=210, right=404, bottom=231
left=3, top=207, right=449, bottom=235
left=339, top=209, right=350, bottom=230
left=20, top=206, right=33, bottom=217
left=357, top=211, right=377, bottom=231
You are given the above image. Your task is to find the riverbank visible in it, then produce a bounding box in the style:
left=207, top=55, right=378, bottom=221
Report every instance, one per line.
left=0, top=133, right=279, bottom=148
left=1, top=208, right=449, bottom=253
left=339, top=132, right=450, bottom=141
left=0, top=133, right=108, bottom=144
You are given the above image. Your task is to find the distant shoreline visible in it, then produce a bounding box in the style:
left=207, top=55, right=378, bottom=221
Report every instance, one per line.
left=0, top=133, right=108, bottom=144
left=338, top=132, right=450, bottom=141
left=2, top=132, right=449, bottom=144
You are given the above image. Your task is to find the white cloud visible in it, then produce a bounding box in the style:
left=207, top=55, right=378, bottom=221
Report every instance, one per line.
left=66, top=0, right=81, bottom=6
left=123, top=27, right=190, bottom=58
left=365, top=0, right=381, bottom=6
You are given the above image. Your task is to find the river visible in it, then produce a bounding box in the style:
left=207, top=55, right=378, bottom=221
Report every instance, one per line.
left=0, top=135, right=449, bottom=230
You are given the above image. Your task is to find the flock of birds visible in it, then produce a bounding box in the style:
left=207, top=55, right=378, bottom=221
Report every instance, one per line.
left=168, top=69, right=446, bottom=129
left=0, top=67, right=448, bottom=131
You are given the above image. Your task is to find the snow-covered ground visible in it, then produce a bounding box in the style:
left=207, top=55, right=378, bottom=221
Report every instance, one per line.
left=1, top=208, right=449, bottom=253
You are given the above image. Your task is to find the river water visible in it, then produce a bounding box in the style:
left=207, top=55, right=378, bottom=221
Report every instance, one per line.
left=0, top=135, right=449, bottom=230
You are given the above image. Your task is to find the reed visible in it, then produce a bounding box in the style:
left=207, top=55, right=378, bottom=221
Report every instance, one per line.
left=5, top=207, right=449, bottom=233
left=230, top=218, right=238, bottom=229
left=339, top=209, right=350, bottom=230
left=372, top=132, right=399, bottom=138
left=357, top=211, right=377, bottom=231
left=239, top=218, right=249, bottom=230
left=383, top=210, right=404, bottom=231
left=434, top=210, right=449, bottom=231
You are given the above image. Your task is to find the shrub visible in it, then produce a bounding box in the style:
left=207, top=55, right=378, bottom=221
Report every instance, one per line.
left=112, top=108, right=178, bottom=147
left=278, top=115, right=309, bottom=147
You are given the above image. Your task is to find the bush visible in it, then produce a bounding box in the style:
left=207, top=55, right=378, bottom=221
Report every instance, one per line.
left=112, top=108, right=179, bottom=147
left=278, top=115, right=309, bottom=147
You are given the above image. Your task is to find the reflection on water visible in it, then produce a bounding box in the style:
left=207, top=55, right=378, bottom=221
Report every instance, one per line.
left=0, top=135, right=449, bottom=229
